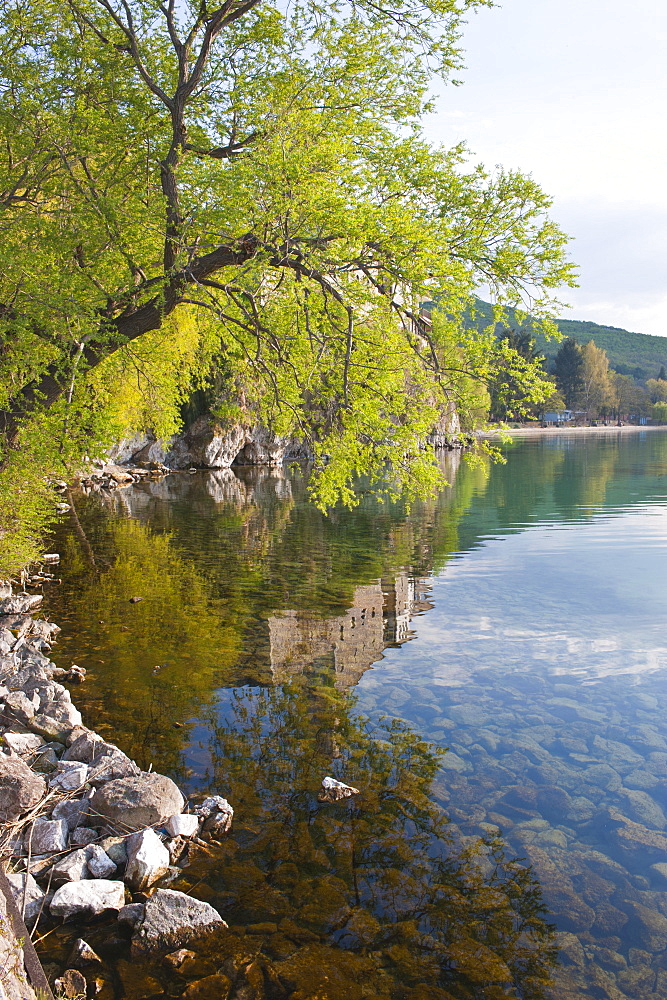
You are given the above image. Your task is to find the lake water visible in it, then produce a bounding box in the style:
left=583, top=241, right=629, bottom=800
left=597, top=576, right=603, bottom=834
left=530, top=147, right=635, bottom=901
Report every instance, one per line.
left=42, top=429, right=667, bottom=999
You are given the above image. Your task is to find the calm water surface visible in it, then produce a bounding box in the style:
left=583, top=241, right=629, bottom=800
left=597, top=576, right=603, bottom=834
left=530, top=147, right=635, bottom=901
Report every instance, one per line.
left=42, top=430, right=667, bottom=999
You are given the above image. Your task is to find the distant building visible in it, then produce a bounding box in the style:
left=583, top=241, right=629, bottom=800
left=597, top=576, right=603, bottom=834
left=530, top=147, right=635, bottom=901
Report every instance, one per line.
left=541, top=410, right=573, bottom=425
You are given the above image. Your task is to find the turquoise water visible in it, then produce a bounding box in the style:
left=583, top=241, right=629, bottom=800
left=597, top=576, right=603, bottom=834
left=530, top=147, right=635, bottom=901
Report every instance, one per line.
left=43, top=430, right=667, bottom=998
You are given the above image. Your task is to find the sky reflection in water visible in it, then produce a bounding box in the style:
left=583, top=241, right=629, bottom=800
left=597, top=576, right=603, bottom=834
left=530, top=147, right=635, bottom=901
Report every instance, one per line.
left=43, top=430, right=667, bottom=999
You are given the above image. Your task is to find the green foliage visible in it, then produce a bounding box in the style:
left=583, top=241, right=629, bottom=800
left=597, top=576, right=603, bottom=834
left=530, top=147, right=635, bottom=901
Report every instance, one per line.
left=0, top=0, right=575, bottom=568
left=472, top=300, right=667, bottom=382
left=553, top=338, right=584, bottom=408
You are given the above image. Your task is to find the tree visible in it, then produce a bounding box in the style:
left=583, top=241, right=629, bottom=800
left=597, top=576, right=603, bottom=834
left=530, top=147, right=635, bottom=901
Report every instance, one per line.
left=659, top=366, right=667, bottom=382
left=487, top=328, right=550, bottom=422
left=0, top=0, right=575, bottom=570
left=579, top=340, right=615, bottom=419
left=553, top=338, right=584, bottom=408
left=646, top=377, right=667, bottom=403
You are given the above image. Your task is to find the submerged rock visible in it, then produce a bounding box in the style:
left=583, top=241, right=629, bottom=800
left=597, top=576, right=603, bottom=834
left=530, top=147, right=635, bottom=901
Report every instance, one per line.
left=131, top=888, right=226, bottom=956
left=318, top=776, right=360, bottom=803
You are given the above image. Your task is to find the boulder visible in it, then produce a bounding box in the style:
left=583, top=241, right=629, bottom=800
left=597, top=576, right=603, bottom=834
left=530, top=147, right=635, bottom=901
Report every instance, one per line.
left=125, top=828, right=170, bottom=890
left=166, top=813, right=200, bottom=838
left=2, top=731, right=45, bottom=755
left=90, top=773, right=184, bottom=830
left=5, top=871, right=45, bottom=923
left=3, top=689, right=37, bottom=723
left=52, top=795, right=91, bottom=831
left=28, top=714, right=72, bottom=742
left=0, top=755, right=47, bottom=822
left=25, top=817, right=69, bottom=854
left=195, top=796, right=234, bottom=837
left=86, top=844, right=117, bottom=879
left=50, top=879, right=126, bottom=919
left=51, top=849, right=91, bottom=885
left=49, top=761, right=89, bottom=791
left=0, top=756, right=46, bottom=821
left=62, top=731, right=105, bottom=763
left=118, top=902, right=145, bottom=928
left=131, top=888, right=226, bottom=957
left=87, top=751, right=140, bottom=787
left=0, top=594, right=43, bottom=614
left=54, top=969, right=87, bottom=999
left=68, top=938, right=103, bottom=969
left=70, top=827, right=98, bottom=847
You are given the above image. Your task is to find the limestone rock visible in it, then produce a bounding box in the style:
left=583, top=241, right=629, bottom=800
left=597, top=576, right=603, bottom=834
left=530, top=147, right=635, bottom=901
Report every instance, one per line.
left=49, top=761, right=89, bottom=791
left=131, top=888, right=226, bottom=957
left=5, top=872, right=45, bottom=923
left=195, top=796, right=234, bottom=837
left=52, top=795, right=91, bottom=831
left=70, top=827, right=98, bottom=847
left=0, top=593, right=43, bottom=614
left=90, top=773, right=184, bottom=830
left=166, top=813, right=200, bottom=838
left=50, top=879, right=126, bottom=919
left=86, top=845, right=117, bottom=879
left=2, top=731, right=45, bottom=755
left=28, top=713, right=72, bottom=742
left=62, top=731, right=105, bottom=763
left=3, top=689, right=37, bottom=723
left=51, top=849, right=92, bottom=885
left=125, top=828, right=170, bottom=890
left=87, top=751, right=140, bottom=786
left=25, top=817, right=68, bottom=854
left=318, top=776, right=360, bottom=803
left=0, top=755, right=46, bottom=820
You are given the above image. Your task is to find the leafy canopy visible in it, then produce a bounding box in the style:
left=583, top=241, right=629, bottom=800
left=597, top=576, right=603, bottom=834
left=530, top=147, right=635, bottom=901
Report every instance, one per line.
left=0, top=0, right=575, bottom=568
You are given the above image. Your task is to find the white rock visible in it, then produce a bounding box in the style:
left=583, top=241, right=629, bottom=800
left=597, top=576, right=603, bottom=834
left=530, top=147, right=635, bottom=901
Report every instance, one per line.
left=317, top=776, right=360, bottom=803
left=86, top=845, right=116, bottom=879
left=49, top=762, right=89, bottom=790
left=3, top=732, right=45, bottom=755
left=5, top=872, right=45, bottom=922
left=25, top=818, right=69, bottom=854
left=125, top=828, right=170, bottom=890
left=195, top=796, right=234, bottom=836
left=165, top=814, right=200, bottom=838
left=51, top=849, right=90, bottom=884
left=50, top=879, right=126, bottom=919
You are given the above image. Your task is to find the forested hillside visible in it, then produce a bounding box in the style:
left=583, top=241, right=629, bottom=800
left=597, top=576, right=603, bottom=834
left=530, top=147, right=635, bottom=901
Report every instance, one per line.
left=473, top=301, right=667, bottom=380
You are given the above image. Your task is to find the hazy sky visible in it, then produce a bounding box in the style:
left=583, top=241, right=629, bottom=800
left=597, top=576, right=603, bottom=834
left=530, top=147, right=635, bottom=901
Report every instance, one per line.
left=425, top=0, right=667, bottom=338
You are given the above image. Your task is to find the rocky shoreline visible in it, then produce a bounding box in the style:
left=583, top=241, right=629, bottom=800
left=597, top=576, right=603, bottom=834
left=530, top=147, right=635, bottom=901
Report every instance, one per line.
left=0, top=587, right=237, bottom=1000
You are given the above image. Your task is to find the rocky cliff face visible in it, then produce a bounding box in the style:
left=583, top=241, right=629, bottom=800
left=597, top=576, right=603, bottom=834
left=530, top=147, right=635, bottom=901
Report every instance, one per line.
left=109, top=404, right=463, bottom=471
left=109, top=417, right=310, bottom=470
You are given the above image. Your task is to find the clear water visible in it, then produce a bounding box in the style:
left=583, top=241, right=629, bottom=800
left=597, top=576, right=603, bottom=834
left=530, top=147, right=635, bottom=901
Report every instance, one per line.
left=41, top=430, right=667, bottom=999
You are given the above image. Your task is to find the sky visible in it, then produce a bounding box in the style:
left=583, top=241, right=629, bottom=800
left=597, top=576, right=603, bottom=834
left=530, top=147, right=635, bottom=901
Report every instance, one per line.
left=424, top=0, right=667, bottom=338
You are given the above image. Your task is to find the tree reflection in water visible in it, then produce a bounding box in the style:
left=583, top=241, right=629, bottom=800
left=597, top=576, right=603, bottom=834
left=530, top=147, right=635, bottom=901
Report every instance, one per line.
left=183, top=678, right=558, bottom=1000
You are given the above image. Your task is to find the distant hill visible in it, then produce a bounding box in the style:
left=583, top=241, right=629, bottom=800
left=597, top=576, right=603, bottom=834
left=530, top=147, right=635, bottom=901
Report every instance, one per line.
left=471, top=300, right=667, bottom=382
